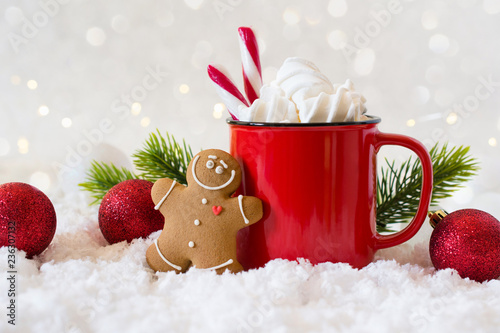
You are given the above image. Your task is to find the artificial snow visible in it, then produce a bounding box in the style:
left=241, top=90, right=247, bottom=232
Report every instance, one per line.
left=1, top=190, right=500, bottom=333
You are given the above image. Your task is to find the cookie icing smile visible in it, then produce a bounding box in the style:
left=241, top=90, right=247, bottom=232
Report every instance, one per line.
left=191, top=155, right=236, bottom=191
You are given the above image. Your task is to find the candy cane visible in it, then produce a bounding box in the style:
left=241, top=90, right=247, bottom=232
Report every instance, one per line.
left=207, top=64, right=249, bottom=120
left=238, top=27, right=262, bottom=104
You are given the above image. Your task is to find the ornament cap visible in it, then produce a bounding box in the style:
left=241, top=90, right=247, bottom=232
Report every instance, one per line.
left=428, top=210, right=449, bottom=228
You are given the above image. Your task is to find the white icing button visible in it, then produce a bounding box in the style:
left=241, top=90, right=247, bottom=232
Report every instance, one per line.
left=194, top=219, right=200, bottom=226
left=202, top=198, right=207, bottom=204
left=188, top=241, right=195, bottom=248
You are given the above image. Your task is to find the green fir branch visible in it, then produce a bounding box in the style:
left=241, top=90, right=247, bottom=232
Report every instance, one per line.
left=376, top=143, right=479, bottom=231
left=79, top=130, right=195, bottom=205
left=78, top=161, right=139, bottom=205
left=132, top=130, right=194, bottom=184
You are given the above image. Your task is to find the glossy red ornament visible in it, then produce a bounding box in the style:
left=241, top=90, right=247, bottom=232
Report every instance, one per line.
left=228, top=116, right=434, bottom=270
left=429, top=209, right=500, bottom=282
left=99, top=179, right=164, bottom=244
left=0, top=182, right=57, bottom=258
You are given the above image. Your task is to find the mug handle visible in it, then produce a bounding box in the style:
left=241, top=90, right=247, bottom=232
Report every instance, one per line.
left=373, top=132, right=433, bottom=250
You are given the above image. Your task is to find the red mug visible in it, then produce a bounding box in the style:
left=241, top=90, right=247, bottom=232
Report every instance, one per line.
left=228, top=116, right=433, bottom=270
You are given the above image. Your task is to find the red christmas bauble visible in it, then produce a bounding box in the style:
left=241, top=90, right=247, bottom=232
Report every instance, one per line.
left=0, top=182, right=57, bottom=258
left=98, top=179, right=164, bottom=244
left=429, top=209, right=500, bottom=282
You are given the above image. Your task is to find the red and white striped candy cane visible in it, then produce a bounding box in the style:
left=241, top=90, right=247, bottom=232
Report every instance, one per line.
left=207, top=64, right=249, bottom=120
left=238, top=27, right=262, bottom=104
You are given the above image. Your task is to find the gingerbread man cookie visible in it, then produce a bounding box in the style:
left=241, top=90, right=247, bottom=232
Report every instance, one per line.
left=146, top=149, right=263, bottom=274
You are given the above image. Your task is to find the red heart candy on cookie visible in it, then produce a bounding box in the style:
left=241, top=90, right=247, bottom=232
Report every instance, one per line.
left=212, top=205, right=222, bottom=215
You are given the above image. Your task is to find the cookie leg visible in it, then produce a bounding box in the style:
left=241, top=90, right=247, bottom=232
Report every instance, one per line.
left=146, top=243, right=190, bottom=273
left=190, top=259, right=242, bottom=274
left=216, top=260, right=243, bottom=274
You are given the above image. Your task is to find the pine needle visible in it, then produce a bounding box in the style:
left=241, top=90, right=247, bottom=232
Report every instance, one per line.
left=132, top=130, right=194, bottom=184
left=376, top=143, right=479, bottom=231
left=78, top=161, right=138, bottom=205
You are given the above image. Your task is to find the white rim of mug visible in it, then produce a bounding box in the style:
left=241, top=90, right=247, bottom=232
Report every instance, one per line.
left=226, top=115, right=381, bottom=127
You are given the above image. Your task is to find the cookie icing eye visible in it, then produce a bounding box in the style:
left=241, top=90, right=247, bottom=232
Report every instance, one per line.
left=215, top=166, right=224, bottom=174
left=206, top=160, right=215, bottom=169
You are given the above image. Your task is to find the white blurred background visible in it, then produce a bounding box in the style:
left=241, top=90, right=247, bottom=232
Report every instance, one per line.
left=1, top=0, right=499, bottom=216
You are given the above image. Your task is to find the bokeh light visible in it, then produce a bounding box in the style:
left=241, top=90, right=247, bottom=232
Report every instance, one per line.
left=179, top=84, right=190, bottom=94
left=11, top=75, right=21, bottom=85
left=131, top=102, right=142, bottom=115
left=446, top=112, right=458, bottom=125
left=283, top=7, right=301, bottom=24
left=61, top=118, right=72, bottom=128
left=111, top=15, right=130, bottom=33
left=410, top=86, right=430, bottom=105
left=17, top=137, right=29, bottom=154
left=213, top=103, right=225, bottom=119
left=183, top=0, right=204, bottom=10
left=38, top=105, right=50, bottom=116
left=4, top=6, right=24, bottom=25
left=141, top=117, right=151, bottom=127
left=86, top=27, right=106, bottom=46
left=305, top=11, right=322, bottom=25
left=328, top=0, right=347, bottom=17
left=27, top=80, right=38, bottom=90
left=429, top=34, right=450, bottom=54
left=327, top=30, right=347, bottom=50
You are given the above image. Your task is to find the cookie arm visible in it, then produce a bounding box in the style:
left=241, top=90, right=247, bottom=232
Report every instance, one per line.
left=151, top=178, right=180, bottom=209
left=237, top=195, right=263, bottom=227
